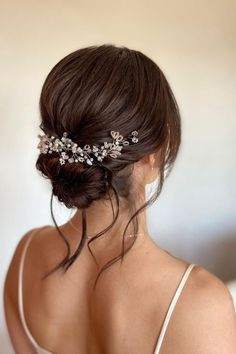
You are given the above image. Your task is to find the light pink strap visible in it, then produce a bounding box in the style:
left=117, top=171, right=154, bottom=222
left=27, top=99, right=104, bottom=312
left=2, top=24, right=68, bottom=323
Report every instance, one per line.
left=18, top=227, right=50, bottom=351
left=154, top=263, right=196, bottom=354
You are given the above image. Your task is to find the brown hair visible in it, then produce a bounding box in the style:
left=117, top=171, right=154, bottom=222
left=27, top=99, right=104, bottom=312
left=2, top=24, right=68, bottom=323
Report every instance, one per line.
left=36, top=44, right=181, bottom=289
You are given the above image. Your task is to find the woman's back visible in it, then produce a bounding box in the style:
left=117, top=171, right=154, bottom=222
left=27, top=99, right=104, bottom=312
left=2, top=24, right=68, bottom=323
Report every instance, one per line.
left=5, top=225, right=236, bottom=354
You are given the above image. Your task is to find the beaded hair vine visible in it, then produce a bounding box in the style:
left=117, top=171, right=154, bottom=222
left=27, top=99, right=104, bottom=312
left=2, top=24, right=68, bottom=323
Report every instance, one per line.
left=37, top=130, right=139, bottom=166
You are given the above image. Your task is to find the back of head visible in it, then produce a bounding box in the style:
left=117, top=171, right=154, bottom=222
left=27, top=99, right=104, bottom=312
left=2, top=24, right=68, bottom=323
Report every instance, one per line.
left=35, top=44, right=181, bottom=284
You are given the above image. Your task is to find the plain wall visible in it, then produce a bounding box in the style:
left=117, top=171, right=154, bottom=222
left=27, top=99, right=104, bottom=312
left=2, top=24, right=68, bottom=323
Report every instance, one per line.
left=1, top=0, right=236, bottom=352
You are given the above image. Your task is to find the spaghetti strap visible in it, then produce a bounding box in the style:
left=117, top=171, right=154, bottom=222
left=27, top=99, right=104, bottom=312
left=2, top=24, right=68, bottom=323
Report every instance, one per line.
left=18, top=226, right=52, bottom=353
left=154, top=263, right=196, bottom=354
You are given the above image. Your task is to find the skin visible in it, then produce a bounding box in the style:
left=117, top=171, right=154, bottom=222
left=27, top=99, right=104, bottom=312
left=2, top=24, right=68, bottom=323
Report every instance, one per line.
left=4, top=153, right=236, bottom=354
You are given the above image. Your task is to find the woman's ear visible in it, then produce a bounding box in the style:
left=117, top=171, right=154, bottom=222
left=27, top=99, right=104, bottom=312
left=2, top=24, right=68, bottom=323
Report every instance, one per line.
left=146, top=153, right=159, bottom=184
left=133, top=153, right=159, bottom=185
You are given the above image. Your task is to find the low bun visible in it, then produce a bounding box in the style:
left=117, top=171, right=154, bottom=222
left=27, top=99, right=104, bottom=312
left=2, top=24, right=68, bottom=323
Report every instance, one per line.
left=36, top=154, right=110, bottom=209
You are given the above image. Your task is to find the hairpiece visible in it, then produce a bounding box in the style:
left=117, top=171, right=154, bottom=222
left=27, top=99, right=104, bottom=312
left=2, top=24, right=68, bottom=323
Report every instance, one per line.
left=37, top=130, right=139, bottom=166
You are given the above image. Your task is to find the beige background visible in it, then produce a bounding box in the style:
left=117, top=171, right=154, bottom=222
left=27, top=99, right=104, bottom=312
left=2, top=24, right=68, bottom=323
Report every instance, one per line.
left=1, top=0, right=236, bottom=352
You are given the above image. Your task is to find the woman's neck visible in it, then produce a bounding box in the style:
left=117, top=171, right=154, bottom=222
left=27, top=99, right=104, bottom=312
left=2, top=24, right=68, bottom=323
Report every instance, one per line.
left=61, top=194, right=152, bottom=252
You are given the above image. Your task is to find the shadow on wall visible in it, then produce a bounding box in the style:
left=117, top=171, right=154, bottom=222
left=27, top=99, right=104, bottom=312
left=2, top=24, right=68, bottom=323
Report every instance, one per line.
left=197, top=233, right=236, bottom=283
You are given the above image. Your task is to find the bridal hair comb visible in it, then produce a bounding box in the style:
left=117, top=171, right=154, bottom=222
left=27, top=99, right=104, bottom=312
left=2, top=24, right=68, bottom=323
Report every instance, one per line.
left=37, top=130, right=139, bottom=166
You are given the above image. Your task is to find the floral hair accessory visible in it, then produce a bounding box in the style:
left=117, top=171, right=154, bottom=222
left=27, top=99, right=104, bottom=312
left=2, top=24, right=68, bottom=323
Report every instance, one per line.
left=37, top=130, right=139, bottom=166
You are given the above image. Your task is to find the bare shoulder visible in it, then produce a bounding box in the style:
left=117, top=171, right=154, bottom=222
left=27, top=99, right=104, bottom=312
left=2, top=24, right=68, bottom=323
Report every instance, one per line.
left=190, top=264, right=235, bottom=302
left=4, top=226, right=45, bottom=305
left=189, top=265, right=236, bottom=320
left=165, top=264, right=236, bottom=353
left=4, top=224, right=67, bottom=303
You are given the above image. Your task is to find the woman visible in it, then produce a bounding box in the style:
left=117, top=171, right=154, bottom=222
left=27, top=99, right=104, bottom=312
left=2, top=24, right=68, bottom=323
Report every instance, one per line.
left=4, top=44, right=236, bottom=354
